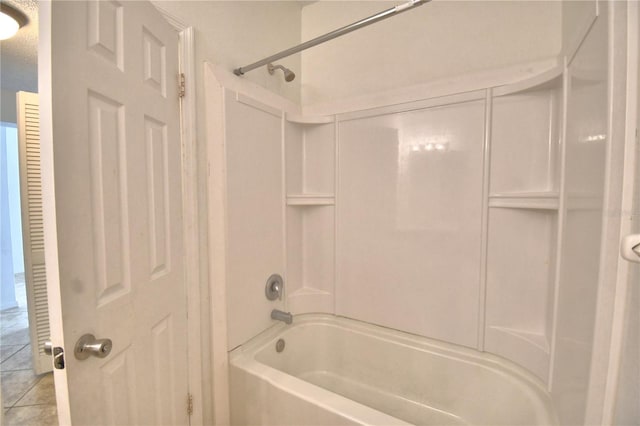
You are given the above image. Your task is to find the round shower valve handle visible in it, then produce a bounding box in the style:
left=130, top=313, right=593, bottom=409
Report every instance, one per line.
left=265, top=274, right=284, bottom=301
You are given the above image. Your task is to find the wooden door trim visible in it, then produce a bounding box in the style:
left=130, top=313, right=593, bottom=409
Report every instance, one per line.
left=153, top=6, right=204, bottom=426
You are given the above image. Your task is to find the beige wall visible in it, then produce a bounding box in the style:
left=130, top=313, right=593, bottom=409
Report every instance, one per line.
left=1, top=90, right=17, bottom=123
left=562, top=0, right=598, bottom=58
left=301, top=1, right=562, bottom=106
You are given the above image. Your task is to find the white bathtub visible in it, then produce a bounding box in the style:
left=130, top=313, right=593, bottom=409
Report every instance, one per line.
left=230, top=314, right=557, bottom=425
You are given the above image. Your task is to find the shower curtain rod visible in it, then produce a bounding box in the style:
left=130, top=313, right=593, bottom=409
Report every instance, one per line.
left=233, top=0, right=430, bottom=77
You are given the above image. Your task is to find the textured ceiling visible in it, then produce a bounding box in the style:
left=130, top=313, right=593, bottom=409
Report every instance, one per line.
left=0, top=0, right=38, bottom=92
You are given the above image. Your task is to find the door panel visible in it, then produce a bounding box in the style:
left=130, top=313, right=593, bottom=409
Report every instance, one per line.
left=41, top=1, right=187, bottom=424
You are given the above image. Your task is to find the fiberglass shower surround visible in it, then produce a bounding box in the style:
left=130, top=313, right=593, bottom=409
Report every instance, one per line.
left=205, top=1, right=633, bottom=425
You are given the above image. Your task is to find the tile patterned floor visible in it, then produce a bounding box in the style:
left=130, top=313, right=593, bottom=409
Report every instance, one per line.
left=1, top=277, right=58, bottom=426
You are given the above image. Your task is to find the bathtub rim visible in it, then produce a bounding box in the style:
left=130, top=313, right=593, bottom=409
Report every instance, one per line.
left=230, top=313, right=558, bottom=425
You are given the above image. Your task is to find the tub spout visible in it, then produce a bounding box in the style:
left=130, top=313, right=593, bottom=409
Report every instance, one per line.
left=271, top=309, right=293, bottom=324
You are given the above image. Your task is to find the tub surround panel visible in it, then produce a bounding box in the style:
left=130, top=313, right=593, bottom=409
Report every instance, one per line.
left=213, top=51, right=609, bottom=405
left=225, top=89, right=286, bottom=349
left=551, top=11, right=608, bottom=420
left=285, top=122, right=304, bottom=195
left=336, top=101, right=485, bottom=348
left=300, top=123, right=335, bottom=195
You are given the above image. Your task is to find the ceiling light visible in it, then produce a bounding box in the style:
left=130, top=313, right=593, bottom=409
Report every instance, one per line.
left=0, top=3, right=28, bottom=41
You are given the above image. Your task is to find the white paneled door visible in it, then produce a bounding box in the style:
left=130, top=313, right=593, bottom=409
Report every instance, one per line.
left=40, top=1, right=188, bottom=424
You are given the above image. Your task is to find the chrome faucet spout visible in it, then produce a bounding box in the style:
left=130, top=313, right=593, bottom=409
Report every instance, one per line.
left=271, top=309, right=293, bottom=325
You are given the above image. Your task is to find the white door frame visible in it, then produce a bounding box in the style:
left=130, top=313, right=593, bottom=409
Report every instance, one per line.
left=155, top=7, right=204, bottom=425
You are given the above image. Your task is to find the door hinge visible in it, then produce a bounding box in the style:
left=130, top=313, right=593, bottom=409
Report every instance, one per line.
left=187, top=393, right=193, bottom=416
left=179, top=73, right=186, bottom=98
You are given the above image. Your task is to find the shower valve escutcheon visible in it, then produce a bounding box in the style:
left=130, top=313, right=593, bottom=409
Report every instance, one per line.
left=265, top=274, right=284, bottom=301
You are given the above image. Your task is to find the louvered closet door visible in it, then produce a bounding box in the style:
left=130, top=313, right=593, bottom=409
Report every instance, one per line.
left=16, top=91, right=51, bottom=375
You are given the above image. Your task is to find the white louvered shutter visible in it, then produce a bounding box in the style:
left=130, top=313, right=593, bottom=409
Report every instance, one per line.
left=17, top=91, right=51, bottom=374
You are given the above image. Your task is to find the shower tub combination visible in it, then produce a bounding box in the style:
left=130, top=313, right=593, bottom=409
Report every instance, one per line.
left=226, top=2, right=561, bottom=425
left=230, top=314, right=558, bottom=425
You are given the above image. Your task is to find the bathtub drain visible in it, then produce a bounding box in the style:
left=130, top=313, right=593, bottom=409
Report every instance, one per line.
left=276, top=338, right=285, bottom=353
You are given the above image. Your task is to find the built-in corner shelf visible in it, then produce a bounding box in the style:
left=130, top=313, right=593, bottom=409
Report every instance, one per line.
left=285, top=113, right=335, bottom=125
left=488, top=192, right=559, bottom=210
left=286, top=193, right=335, bottom=206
